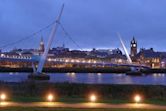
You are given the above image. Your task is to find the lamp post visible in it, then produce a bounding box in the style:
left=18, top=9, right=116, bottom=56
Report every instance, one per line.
left=134, top=94, right=141, bottom=103
left=47, top=93, right=54, bottom=102
left=0, top=93, right=6, bottom=105
left=89, top=94, right=97, bottom=102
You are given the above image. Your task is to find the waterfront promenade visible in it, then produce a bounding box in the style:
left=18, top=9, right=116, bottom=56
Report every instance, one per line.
left=1, top=102, right=166, bottom=110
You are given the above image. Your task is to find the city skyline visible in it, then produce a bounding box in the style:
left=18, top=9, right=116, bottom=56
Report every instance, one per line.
left=1, top=0, right=166, bottom=51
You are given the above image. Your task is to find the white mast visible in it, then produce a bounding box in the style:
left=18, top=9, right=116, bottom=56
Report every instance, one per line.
left=37, top=4, right=64, bottom=73
left=117, top=32, right=132, bottom=64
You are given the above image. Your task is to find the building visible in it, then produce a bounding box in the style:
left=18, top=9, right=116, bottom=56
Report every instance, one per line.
left=130, top=37, right=137, bottom=57
left=89, top=48, right=123, bottom=58
left=39, top=37, right=45, bottom=53
left=136, top=48, right=161, bottom=68
left=50, top=44, right=69, bottom=55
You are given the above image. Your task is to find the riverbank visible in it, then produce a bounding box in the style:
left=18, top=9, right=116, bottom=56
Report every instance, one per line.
left=1, top=107, right=164, bottom=111
left=0, top=82, right=166, bottom=104
left=0, top=66, right=166, bottom=73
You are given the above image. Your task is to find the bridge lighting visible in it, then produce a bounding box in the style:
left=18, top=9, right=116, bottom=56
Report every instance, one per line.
left=65, top=59, right=69, bottom=62
left=71, top=59, right=74, bottom=63
left=47, top=94, right=54, bottom=102
left=134, top=94, right=141, bottom=103
left=88, top=60, right=91, bottom=63
left=48, top=58, right=51, bottom=62
left=89, top=94, right=97, bottom=102
left=93, top=61, right=97, bottom=64
left=0, top=54, right=5, bottom=57
left=118, top=59, right=122, bottom=63
left=76, top=60, right=80, bottom=63
left=0, top=93, right=6, bottom=101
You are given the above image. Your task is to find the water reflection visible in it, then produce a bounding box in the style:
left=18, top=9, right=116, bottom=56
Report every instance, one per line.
left=66, top=72, right=76, bottom=82
left=0, top=73, right=165, bottom=85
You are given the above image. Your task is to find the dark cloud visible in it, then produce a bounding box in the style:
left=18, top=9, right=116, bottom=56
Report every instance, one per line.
left=0, top=0, right=166, bottom=51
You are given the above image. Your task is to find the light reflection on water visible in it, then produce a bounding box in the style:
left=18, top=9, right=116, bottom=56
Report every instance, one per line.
left=0, top=73, right=165, bottom=85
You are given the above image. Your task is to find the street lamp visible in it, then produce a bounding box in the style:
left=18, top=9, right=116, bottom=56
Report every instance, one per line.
left=47, top=94, right=54, bottom=102
left=0, top=93, right=7, bottom=105
left=89, top=94, right=97, bottom=102
left=134, top=94, right=141, bottom=103
left=0, top=93, right=6, bottom=101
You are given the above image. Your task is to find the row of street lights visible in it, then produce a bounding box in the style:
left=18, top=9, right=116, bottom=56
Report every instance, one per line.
left=0, top=93, right=142, bottom=103
left=45, top=93, right=142, bottom=103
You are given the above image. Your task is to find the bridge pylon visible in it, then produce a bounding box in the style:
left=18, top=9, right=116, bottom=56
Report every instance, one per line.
left=28, top=4, right=64, bottom=80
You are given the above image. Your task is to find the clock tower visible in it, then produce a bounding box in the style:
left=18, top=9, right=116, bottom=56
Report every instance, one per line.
left=39, top=37, right=45, bottom=52
left=130, top=37, right=137, bottom=57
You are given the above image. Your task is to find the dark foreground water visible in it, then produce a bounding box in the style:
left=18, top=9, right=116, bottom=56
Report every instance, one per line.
left=0, top=73, right=165, bottom=85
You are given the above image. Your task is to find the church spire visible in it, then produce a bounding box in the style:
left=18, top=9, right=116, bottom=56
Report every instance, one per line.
left=39, top=36, right=45, bottom=52
left=131, top=36, right=136, bottom=44
left=40, top=36, right=44, bottom=44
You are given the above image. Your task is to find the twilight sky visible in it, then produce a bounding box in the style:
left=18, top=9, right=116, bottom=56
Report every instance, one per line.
left=0, top=0, right=166, bottom=51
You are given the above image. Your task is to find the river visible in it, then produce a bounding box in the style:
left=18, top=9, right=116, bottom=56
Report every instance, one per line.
left=0, top=73, right=165, bottom=85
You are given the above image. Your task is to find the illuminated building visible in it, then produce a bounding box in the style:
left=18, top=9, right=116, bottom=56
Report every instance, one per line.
left=130, top=37, right=137, bottom=57
left=39, top=37, right=45, bottom=53
left=136, top=48, right=161, bottom=68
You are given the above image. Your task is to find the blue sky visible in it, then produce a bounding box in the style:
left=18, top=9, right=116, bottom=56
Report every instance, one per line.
left=0, top=0, right=166, bottom=51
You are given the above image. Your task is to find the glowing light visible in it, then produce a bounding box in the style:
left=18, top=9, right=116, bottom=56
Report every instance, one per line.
left=93, top=61, right=97, bottom=64
left=71, top=72, right=75, bottom=76
left=118, top=59, right=122, bottom=63
left=134, top=94, right=141, bottom=103
left=89, top=94, right=97, bottom=102
left=88, top=60, right=91, bottom=63
left=76, top=60, right=80, bottom=63
left=47, top=94, right=54, bottom=102
left=153, top=73, right=157, bottom=77
left=0, top=54, right=5, bottom=57
left=0, top=93, right=6, bottom=101
left=48, top=58, right=51, bottom=62
left=71, top=59, right=74, bottom=63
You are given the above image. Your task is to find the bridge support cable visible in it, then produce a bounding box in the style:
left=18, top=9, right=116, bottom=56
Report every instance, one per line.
left=36, top=4, right=64, bottom=73
left=58, top=22, right=83, bottom=51
left=0, top=21, right=56, bottom=50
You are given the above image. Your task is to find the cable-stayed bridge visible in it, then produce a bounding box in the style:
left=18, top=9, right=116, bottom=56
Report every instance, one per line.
left=0, top=4, right=150, bottom=79
left=0, top=53, right=150, bottom=69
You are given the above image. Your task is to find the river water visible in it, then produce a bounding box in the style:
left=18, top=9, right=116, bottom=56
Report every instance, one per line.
left=0, top=73, right=165, bottom=85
